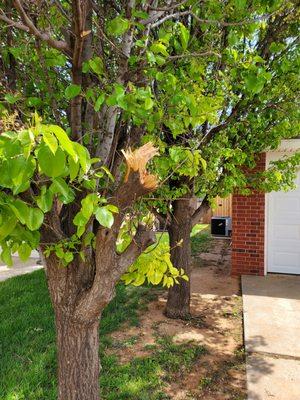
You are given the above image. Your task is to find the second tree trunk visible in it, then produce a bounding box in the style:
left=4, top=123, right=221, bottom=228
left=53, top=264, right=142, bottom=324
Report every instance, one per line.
left=165, top=197, right=194, bottom=319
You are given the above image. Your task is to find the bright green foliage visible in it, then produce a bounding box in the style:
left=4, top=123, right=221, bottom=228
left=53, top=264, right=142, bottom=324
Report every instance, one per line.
left=121, top=234, right=188, bottom=288
left=0, top=119, right=116, bottom=266
left=139, top=0, right=300, bottom=213
left=73, top=194, right=118, bottom=237
left=65, top=84, right=81, bottom=100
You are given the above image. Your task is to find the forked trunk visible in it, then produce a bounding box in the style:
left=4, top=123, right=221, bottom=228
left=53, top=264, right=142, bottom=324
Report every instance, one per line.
left=165, top=198, right=194, bottom=319
left=56, top=312, right=100, bottom=400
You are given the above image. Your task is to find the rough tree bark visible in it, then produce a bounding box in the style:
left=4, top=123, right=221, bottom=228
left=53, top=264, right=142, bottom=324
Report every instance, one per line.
left=56, top=315, right=100, bottom=400
left=165, top=196, right=210, bottom=319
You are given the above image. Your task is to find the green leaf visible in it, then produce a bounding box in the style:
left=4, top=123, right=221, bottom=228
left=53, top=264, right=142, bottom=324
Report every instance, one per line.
left=27, top=97, right=42, bottom=107
left=64, top=252, right=74, bottom=263
left=45, top=125, right=78, bottom=161
left=132, top=274, right=146, bottom=286
left=107, top=17, right=130, bottom=36
left=148, top=270, right=163, bottom=285
left=36, top=186, right=53, bottom=213
left=37, top=144, right=66, bottom=178
left=144, top=97, right=154, bottom=110
left=18, top=242, right=32, bottom=261
left=26, top=208, right=44, bottom=231
left=150, top=42, right=169, bottom=57
left=89, top=57, right=104, bottom=75
left=9, top=199, right=29, bottom=224
left=244, top=72, right=265, bottom=94
left=65, top=84, right=81, bottom=100
left=73, top=142, right=90, bottom=173
left=178, top=23, right=190, bottom=51
left=0, top=212, right=17, bottom=241
left=83, top=231, right=95, bottom=246
left=1, top=245, right=13, bottom=266
left=4, top=93, right=19, bottom=104
left=94, top=93, right=105, bottom=112
left=73, top=211, right=88, bottom=237
left=42, top=131, right=58, bottom=154
left=234, top=0, right=247, bottom=10
left=81, top=193, right=99, bottom=219
left=95, top=207, right=114, bottom=228
left=68, top=156, right=80, bottom=181
left=101, top=165, right=115, bottom=181
left=55, top=246, right=64, bottom=258
left=50, top=178, right=75, bottom=204
left=105, top=204, right=119, bottom=214
left=73, top=211, right=88, bottom=227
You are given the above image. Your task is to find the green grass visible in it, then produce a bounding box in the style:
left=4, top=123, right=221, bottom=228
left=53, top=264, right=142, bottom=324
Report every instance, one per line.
left=101, top=337, right=205, bottom=400
left=0, top=270, right=205, bottom=400
left=191, top=223, right=210, bottom=237
left=191, top=224, right=212, bottom=256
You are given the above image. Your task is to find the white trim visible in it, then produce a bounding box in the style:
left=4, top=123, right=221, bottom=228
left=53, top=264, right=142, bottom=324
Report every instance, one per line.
left=264, top=190, right=268, bottom=276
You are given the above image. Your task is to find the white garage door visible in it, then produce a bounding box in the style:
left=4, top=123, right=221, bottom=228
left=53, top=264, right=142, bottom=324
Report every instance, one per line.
left=267, top=152, right=300, bottom=274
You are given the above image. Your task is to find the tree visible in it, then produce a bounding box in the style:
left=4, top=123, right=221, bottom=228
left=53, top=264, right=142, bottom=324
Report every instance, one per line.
left=0, top=1, right=299, bottom=398
left=136, top=0, right=300, bottom=318
left=0, top=1, right=200, bottom=398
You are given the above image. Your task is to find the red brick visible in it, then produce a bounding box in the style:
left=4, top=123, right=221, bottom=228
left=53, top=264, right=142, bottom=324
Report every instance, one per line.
left=231, top=153, right=265, bottom=276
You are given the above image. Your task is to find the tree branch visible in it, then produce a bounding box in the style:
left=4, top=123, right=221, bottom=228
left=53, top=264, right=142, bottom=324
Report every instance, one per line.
left=8, top=0, right=71, bottom=55
left=149, top=0, right=189, bottom=11
left=191, top=196, right=210, bottom=226
left=96, top=0, right=136, bottom=164
left=117, top=224, right=156, bottom=272
left=169, top=51, right=221, bottom=60
left=147, top=10, right=260, bottom=29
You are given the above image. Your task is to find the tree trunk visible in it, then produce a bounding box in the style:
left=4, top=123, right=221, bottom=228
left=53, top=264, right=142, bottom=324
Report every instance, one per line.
left=56, top=311, right=100, bottom=400
left=165, top=197, right=195, bottom=319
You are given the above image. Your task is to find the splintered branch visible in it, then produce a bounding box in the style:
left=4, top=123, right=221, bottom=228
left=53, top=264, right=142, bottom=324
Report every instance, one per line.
left=122, top=142, right=159, bottom=191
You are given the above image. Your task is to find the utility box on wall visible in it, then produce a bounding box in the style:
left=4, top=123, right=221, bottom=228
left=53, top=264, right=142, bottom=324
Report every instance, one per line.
left=211, top=216, right=232, bottom=237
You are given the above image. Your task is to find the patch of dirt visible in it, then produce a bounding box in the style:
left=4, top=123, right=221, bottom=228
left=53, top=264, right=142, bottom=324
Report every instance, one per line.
left=107, top=238, right=246, bottom=399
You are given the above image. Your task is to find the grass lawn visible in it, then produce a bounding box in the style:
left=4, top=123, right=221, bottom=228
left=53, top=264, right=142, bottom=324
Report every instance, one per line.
left=0, top=269, right=205, bottom=400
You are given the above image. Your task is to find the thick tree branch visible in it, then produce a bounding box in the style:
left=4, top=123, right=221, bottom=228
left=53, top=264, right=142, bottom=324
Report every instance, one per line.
left=96, top=0, right=136, bottom=164
left=191, top=196, right=210, bottom=226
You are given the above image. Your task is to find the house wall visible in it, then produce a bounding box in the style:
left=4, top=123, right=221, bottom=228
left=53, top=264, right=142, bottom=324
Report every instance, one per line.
left=231, top=153, right=266, bottom=276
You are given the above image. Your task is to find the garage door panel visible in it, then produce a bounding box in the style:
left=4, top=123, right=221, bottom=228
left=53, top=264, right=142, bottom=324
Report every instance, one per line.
left=273, top=251, right=300, bottom=267
left=272, top=225, right=300, bottom=240
left=270, top=214, right=300, bottom=225
left=267, top=152, right=300, bottom=275
left=273, top=196, right=300, bottom=212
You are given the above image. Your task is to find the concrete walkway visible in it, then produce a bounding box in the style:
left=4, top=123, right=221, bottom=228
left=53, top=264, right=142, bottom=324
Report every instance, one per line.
left=242, top=275, right=300, bottom=400
left=0, top=252, right=42, bottom=282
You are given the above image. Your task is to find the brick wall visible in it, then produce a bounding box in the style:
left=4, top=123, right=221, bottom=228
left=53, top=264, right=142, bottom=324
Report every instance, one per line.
left=231, top=153, right=266, bottom=276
